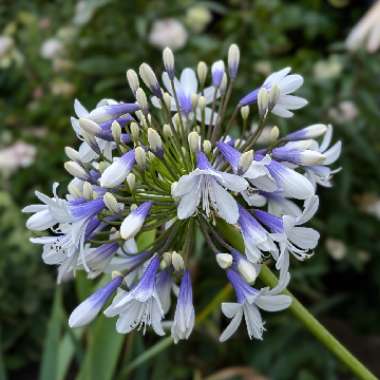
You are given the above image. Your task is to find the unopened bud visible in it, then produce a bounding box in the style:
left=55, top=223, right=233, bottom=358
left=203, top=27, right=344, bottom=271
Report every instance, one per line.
left=163, top=47, right=175, bottom=78
left=163, top=124, right=172, bottom=138
left=191, top=93, right=199, bottom=108
left=147, top=128, right=163, bottom=153
left=103, top=192, right=120, bottom=213
left=82, top=181, right=93, bottom=199
left=112, top=270, right=122, bottom=279
left=237, top=259, right=259, bottom=284
left=172, top=251, right=185, bottom=271
left=126, top=69, right=139, bottom=95
left=269, top=84, right=280, bottom=107
left=197, top=61, right=208, bottom=85
left=79, top=118, right=101, bottom=135
left=228, top=44, right=240, bottom=79
left=240, top=106, right=250, bottom=120
left=198, top=96, right=206, bottom=111
left=135, top=146, right=146, bottom=168
left=220, top=73, right=228, bottom=94
left=130, top=122, right=140, bottom=142
left=64, top=161, right=88, bottom=179
left=68, top=179, right=83, bottom=198
left=270, top=126, right=280, bottom=142
left=163, top=251, right=172, bottom=266
left=203, top=139, right=212, bottom=154
left=216, top=253, right=233, bottom=269
left=81, top=130, right=100, bottom=153
left=238, top=150, right=253, bottom=173
left=127, top=173, right=136, bottom=191
left=188, top=131, right=201, bottom=152
left=163, top=92, right=172, bottom=110
left=135, top=88, right=149, bottom=112
left=139, top=63, right=160, bottom=95
left=111, top=120, right=122, bottom=142
left=65, top=146, right=80, bottom=162
left=258, top=87, right=269, bottom=117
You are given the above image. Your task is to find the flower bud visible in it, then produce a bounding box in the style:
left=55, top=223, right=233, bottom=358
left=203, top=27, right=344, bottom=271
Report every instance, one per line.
left=139, top=63, right=161, bottom=96
left=111, top=120, right=122, bottom=142
left=258, top=87, right=269, bottom=117
left=163, top=92, right=172, bottom=109
left=130, top=122, right=140, bottom=142
left=163, top=124, right=172, bottom=138
left=191, top=93, right=199, bottom=109
left=163, top=47, right=175, bottom=78
left=64, top=161, right=88, bottom=180
left=270, top=126, right=280, bottom=142
left=298, top=150, right=326, bottom=165
left=237, top=259, right=259, bottom=284
left=65, top=146, right=81, bottom=162
left=228, top=44, right=240, bottom=79
left=163, top=251, right=172, bottom=266
left=79, top=118, right=102, bottom=135
left=220, top=73, right=228, bottom=94
left=269, top=84, right=280, bottom=107
left=238, top=150, right=253, bottom=174
left=216, top=253, right=233, bottom=269
left=82, top=181, right=93, bottom=200
left=188, top=131, right=201, bottom=152
left=127, top=173, right=136, bottom=192
left=103, top=192, right=120, bottom=213
left=172, top=251, right=185, bottom=271
left=147, top=128, right=163, bottom=153
left=81, top=131, right=100, bottom=154
left=198, top=96, right=206, bottom=111
left=126, top=69, right=139, bottom=95
left=135, top=88, right=149, bottom=113
left=135, top=146, right=146, bottom=168
left=240, top=106, right=250, bottom=120
left=211, top=60, right=225, bottom=87
left=68, top=179, right=83, bottom=198
left=197, top=61, right=208, bottom=85
left=203, top=139, right=212, bottom=154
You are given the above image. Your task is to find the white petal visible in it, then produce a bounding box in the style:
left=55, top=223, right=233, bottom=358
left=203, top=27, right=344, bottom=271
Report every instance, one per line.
left=278, top=74, right=304, bottom=94
left=255, top=294, right=292, bottom=312
left=297, top=195, right=319, bottom=225
left=219, top=307, right=243, bottom=342
left=172, top=172, right=200, bottom=197
left=319, top=125, right=333, bottom=152
left=221, top=302, right=241, bottom=318
left=323, top=141, right=341, bottom=165
left=209, top=180, right=239, bottom=224
left=263, top=67, right=291, bottom=87
left=288, top=226, right=320, bottom=249
left=277, top=95, right=308, bottom=110
left=271, top=105, right=294, bottom=118
left=243, top=303, right=264, bottom=340
left=74, top=99, right=89, bottom=118
left=177, top=185, right=202, bottom=219
left=217, top=172, right=248, bottom=192
left=26, top=209, right=56, bottom=231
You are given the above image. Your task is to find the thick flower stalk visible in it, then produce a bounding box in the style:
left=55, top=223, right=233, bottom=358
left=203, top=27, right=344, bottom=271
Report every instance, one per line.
left=23, top=44, right=341, bottom=343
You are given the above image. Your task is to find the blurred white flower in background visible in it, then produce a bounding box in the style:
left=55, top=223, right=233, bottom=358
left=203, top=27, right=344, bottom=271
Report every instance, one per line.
left=356, top=193, right=380, bottom=221
left=51, top=80, right=76, bottom=97
left=73, top=0, right=110, bottom=26
left=325, top=238, right=347, bottom=261
left=185, top=5, right=212, bottom=33
left=328, top=100, right=358, bottom=124
left=313, top=55, right=343, bottom=80
left=149, top=19, right=188, bottom=50
left=0, top=36, right=13, bottom=58
left=0, top=35, right=23, bottom=68
left=0, top=141, right=36, bottom=176
left=346, top=0, right=380, bottom=53
left=40, top=38, right=64, bottom=59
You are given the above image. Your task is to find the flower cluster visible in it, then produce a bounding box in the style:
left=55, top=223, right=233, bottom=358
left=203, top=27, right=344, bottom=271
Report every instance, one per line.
left=23, top=45, right=341, bottom=342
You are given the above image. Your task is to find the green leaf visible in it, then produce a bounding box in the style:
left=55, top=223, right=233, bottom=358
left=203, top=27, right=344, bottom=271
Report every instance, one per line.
left=39, top=289, right=63, bottom=380
left=76, top=315, right=125, bottom=380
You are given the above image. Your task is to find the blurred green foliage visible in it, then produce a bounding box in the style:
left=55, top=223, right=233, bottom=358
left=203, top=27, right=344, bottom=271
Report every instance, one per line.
left=1, top=0, right=380, bottom=379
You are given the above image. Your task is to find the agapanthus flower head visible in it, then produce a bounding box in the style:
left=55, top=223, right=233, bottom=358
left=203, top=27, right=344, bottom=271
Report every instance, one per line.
left=24, top=44, right=341, bottom=342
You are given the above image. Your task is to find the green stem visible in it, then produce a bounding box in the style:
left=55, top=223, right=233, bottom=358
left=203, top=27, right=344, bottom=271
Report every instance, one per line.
left=218, top=221, right=378, bottom=380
